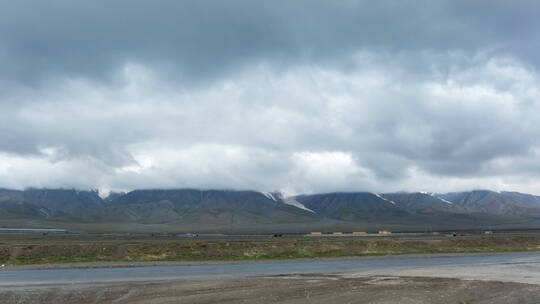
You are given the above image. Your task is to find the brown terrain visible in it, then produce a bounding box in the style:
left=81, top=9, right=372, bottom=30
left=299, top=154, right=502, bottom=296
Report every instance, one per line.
left=2, top=233, right=540, bottom=266
left=2, top=275, right=540, bottom=304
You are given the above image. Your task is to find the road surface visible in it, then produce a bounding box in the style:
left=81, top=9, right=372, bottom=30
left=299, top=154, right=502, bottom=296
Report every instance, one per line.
left=1, top=252, right=540, bottom=287
left=1, top=253, right=540, bottom=303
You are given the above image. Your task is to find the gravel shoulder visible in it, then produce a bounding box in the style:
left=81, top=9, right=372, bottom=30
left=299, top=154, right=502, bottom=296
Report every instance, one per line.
left=2, top=275, right=540, bottom=304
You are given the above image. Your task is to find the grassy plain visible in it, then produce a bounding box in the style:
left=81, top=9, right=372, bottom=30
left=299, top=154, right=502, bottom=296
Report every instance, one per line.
left=1, top=233, right=540, bottom=265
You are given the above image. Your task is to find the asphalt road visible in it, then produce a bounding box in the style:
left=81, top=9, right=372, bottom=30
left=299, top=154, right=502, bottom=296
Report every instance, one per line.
left=1, top=252, right=539, bottom=288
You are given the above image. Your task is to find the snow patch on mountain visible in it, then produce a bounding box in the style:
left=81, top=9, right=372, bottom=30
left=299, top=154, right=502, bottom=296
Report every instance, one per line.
left=426, top=192, right=455, bottom=205
left=438, top=198, right=455, bottom=205
left=375, top=193, right=396, bottom=205
left=283, top=196, right=314, bottom=213
left=261, top=191, right=277, bottom=201
left=261, top=191, right=314, bottom=212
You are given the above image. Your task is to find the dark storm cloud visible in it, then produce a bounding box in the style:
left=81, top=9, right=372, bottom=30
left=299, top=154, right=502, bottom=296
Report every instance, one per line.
left=1, top=1, right=540, bottom=194
left=1, top=0, right=539, bottom=85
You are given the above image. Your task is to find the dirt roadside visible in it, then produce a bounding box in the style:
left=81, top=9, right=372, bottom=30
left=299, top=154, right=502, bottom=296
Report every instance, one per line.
left=2, top=275, right=539, bottom=304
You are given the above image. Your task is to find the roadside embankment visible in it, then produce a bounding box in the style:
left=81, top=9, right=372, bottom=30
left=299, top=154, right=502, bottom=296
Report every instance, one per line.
left=1, top=234, right=540, bottom=266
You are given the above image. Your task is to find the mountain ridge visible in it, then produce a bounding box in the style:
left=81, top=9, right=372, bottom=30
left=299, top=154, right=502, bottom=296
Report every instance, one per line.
left=1, top=188, right=540, bottom=232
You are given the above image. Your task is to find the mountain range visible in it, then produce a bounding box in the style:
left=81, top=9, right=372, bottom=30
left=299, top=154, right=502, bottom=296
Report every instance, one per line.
left=1, top=188, right=540, bottom=233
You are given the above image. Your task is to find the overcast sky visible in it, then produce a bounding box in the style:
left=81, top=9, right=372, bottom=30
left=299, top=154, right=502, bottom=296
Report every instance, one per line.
left=1, top=1, right=540, bottom=195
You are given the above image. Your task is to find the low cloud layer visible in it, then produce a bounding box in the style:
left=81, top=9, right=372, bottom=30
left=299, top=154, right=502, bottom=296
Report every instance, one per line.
left=1, top=1, right=540, bottom=195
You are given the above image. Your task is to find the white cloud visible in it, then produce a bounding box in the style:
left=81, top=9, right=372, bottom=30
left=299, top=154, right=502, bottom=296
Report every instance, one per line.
left=1, top=51, right=540, bottom=194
